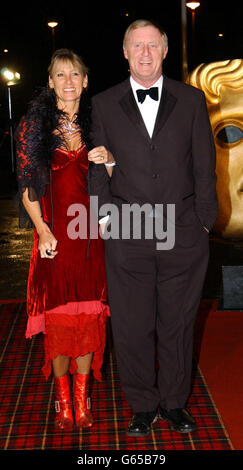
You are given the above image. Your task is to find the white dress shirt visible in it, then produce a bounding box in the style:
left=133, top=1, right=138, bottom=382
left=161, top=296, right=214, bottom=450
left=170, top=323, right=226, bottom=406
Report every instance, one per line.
left=99, top=75, right=163, bottom=225
left=130, top=75, right=163, bottom=137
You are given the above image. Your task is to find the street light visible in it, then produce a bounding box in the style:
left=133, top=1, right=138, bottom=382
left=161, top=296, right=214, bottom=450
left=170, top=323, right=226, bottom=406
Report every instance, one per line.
left=186, top=2, right=200, bottom=8
left=186, top=2, right=200, bottom=70
left=1, top=68, right=21, bottom=172
left=181, top=0, right=189, bottom=81
left=48, top=21, right=58, bottom=52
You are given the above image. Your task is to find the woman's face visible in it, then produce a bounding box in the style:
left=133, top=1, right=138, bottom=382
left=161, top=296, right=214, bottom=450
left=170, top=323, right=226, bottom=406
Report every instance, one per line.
left=49, top=59, right=88, bottom=108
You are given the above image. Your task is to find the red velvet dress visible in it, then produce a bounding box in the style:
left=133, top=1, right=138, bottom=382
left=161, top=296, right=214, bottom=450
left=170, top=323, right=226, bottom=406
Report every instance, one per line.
left=25, top=144, right=110, bottom=380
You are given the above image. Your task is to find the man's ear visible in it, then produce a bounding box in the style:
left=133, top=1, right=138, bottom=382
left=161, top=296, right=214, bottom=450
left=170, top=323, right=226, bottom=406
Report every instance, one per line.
left=123, top=47, right=128, bottom=60
left=163, top=46, right=168, bottom=60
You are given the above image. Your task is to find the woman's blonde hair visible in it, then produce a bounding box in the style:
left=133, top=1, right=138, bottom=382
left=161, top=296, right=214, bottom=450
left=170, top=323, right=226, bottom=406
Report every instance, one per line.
left=48, top=48, right=88, bottom=78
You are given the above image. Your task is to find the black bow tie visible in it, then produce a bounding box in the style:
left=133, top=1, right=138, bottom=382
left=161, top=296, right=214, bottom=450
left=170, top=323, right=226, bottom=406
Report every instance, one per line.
left=136, top=87, right=159, bottom=104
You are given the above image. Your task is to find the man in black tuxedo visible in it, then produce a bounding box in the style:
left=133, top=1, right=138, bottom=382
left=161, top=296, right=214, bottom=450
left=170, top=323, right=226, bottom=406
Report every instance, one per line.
left=88, top=19, right=218, bottom=437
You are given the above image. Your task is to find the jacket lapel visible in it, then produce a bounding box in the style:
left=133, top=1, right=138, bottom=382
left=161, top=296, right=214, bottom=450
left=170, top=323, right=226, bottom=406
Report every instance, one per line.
left=119, top=84, right=151, bottom=141
left=119, top=77, right=177, bottom=141
left=152, top=79, right=177, bottom=139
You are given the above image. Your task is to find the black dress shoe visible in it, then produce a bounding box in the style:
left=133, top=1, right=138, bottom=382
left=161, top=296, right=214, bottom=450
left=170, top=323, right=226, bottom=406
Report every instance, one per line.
left=127, top=410, right=158, bottom=437
left=159, top=407, right=197, bottom=433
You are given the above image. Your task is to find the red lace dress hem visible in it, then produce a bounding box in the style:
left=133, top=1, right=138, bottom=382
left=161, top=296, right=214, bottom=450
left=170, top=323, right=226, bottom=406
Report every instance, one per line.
left=42, top=301, right=110, bottom=381
left=26, top=300, right=109, bottom=380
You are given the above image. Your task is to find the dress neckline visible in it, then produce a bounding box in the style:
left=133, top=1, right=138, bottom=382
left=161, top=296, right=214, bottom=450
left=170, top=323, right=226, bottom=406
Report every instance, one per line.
left=55, top=143, right=86, bottom=155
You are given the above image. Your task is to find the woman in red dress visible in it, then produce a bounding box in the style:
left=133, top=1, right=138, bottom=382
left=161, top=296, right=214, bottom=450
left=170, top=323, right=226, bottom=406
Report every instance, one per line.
left=15, top=49, right=114, bottom=430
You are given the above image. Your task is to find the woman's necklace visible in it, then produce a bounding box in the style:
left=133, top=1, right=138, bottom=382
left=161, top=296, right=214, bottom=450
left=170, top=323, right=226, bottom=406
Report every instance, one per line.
left=62, top=115, right=78, bottom=141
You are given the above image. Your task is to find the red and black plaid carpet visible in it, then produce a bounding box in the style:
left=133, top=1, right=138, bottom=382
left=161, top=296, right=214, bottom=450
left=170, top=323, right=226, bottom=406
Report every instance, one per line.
left=0, top=301, right=234, bottom=451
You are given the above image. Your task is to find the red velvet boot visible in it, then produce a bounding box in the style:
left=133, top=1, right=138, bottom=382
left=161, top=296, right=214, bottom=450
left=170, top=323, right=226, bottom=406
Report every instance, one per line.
left=54, top=374, right=73, bottom=429
left=74, top=373, right=93, bottom=428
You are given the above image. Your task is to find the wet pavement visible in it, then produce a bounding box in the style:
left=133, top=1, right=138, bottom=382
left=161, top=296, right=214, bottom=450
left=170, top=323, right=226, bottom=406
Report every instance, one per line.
left=0, top=166, right=32, bottom=299
left=0, top=198, right=32, bottom=300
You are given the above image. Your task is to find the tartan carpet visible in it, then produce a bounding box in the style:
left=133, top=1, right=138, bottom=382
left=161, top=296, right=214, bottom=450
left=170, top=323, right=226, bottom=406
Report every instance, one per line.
left=0, top=301, right=234, bottom=450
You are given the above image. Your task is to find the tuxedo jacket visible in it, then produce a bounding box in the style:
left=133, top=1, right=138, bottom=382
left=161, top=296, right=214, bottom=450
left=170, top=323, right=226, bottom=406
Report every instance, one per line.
left=90, top=76, right=218, bottom=242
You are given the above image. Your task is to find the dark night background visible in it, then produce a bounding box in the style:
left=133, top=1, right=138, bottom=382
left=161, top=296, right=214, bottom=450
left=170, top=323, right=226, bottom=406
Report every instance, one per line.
left=0, top=0, right=243, bottom=126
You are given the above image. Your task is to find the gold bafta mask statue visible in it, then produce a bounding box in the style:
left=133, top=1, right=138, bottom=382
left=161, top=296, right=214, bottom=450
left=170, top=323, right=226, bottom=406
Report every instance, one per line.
left=187, top=59, right=243, bottom=238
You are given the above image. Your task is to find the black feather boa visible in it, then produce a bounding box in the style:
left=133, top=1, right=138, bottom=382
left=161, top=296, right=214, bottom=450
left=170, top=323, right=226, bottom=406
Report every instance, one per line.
left=15, top=86, right=91, bottom=228
left=18, top=85, right=91, bottom=165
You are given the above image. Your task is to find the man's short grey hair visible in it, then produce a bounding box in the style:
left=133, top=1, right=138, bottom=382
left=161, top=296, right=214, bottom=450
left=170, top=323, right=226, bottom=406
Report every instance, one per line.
left=123, top=19, right=168, bottom=49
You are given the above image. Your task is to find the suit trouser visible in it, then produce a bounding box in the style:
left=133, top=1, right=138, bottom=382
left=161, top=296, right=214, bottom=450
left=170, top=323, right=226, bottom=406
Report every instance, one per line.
left=104, top=228, right=209, bottom=412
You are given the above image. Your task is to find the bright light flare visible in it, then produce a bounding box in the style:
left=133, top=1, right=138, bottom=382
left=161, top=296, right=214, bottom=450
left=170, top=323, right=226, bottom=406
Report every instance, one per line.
left=3, top=70, right=14, bottom=81
left=1, top=68, right=21, bottom=85
left=48, top=21, right=58, bottom=28
left=186, top=2, right=200, bottom=9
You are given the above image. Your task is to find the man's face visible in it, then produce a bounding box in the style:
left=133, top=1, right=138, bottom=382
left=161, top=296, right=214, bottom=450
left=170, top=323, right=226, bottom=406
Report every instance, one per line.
left=123, top=26, right=168, bottom=87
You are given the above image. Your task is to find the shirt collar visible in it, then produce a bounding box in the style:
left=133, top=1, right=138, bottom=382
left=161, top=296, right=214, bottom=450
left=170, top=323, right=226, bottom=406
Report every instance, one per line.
left=130, top=75, right=163, bottom=101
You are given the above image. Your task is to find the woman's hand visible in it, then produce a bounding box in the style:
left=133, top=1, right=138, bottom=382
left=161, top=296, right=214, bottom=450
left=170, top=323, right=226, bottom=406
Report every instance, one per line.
left=21, top=189, right=58, bottom=259
left=88, top=146, right=114, bottom=165
left=38, top=224, right=58, bottom=259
